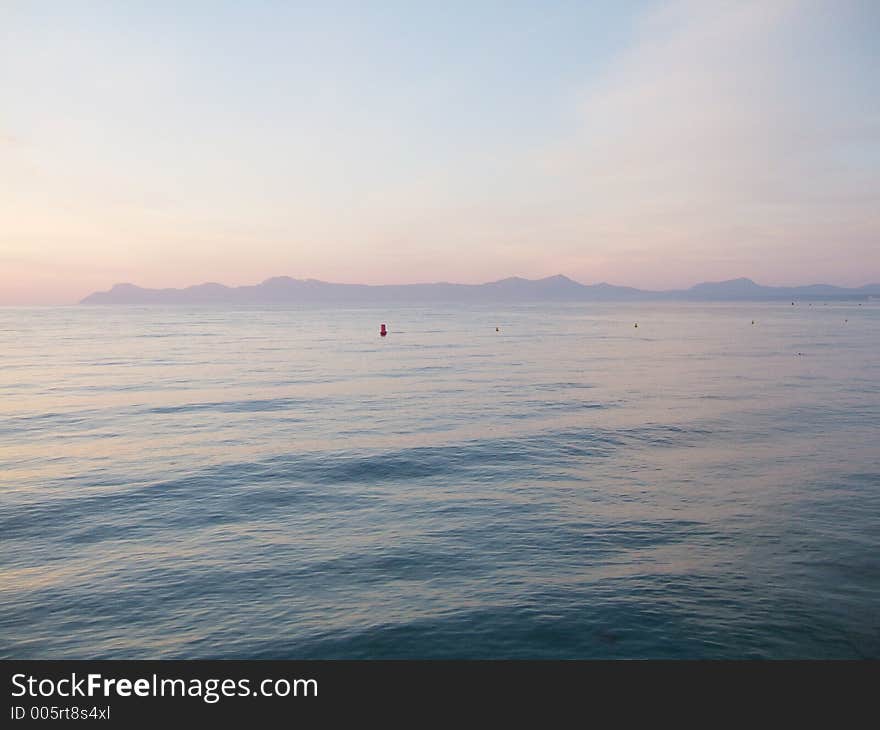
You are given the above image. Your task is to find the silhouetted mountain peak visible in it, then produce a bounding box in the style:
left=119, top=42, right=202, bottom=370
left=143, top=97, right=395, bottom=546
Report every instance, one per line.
left=689, top=277, right=759, bottom=290
left=79, top=275, right=880, bottom=304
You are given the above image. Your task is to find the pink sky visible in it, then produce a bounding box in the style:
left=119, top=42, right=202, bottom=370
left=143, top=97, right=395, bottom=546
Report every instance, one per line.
left=2, top=0, right=878, bottom=304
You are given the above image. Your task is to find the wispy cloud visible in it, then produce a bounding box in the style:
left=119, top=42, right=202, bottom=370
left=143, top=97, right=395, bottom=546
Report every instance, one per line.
left=531, top=0, right=880, bottom=286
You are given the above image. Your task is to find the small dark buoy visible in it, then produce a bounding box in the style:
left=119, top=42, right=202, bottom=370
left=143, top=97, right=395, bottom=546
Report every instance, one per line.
left=751, top=320, right=755, bottom=325
left=845, top=319, right=848, bottom=323
left=791, top=302, right=795, bottom=306
left=634, top=323, right=638, bottom=328
left=496, top=326, right=499, bottom=332
left=379, top=323, right=387, bottom=337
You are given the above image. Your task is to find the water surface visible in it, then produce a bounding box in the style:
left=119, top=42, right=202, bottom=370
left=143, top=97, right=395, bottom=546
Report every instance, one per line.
left=1, top=302, right=878, bottom=658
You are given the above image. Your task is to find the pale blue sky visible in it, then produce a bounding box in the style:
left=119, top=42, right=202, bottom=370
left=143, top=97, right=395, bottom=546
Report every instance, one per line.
left=1, top=1, right=878, bottom=303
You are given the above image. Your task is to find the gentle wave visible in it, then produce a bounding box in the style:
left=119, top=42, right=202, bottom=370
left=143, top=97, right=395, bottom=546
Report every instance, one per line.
left=1, top=302, right=878, bottom=658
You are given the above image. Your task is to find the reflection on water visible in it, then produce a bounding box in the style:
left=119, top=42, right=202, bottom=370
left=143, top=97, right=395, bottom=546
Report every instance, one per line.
left=1, top=302, right=878, bottom=657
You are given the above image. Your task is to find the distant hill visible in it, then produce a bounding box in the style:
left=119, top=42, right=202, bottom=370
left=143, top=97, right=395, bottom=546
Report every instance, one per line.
left=678, top=277, right=880, bottom=300
left=80, top=275, right=880, bottom=305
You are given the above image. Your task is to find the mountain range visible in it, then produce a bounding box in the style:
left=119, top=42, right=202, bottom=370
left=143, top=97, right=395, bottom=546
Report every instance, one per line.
left=80, top=275, right=880, bottom=305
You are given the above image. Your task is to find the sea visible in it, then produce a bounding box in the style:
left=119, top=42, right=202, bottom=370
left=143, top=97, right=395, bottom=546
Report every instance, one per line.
left=1, top=301, right=878, bottom=659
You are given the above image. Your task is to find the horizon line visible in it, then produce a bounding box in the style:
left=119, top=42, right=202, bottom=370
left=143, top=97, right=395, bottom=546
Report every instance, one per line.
left=92, top=273, right=880, bottom=293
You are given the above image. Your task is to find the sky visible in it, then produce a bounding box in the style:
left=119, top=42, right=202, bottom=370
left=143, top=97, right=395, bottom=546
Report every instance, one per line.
left=1, top=0, right=878, bottom=304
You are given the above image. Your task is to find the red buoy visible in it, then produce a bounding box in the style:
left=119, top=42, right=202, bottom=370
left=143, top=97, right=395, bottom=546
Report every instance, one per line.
left=380, top=323, right=387, bottom=337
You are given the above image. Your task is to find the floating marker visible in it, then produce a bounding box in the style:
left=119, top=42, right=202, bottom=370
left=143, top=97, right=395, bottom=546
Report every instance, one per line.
left=634, top=323, right=638, bottom=328
left=380, top=323, right=387, bottom=337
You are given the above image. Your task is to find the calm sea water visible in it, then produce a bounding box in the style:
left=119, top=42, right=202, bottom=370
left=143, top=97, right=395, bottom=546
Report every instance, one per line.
left=1, top=301, right=878, bottom=658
